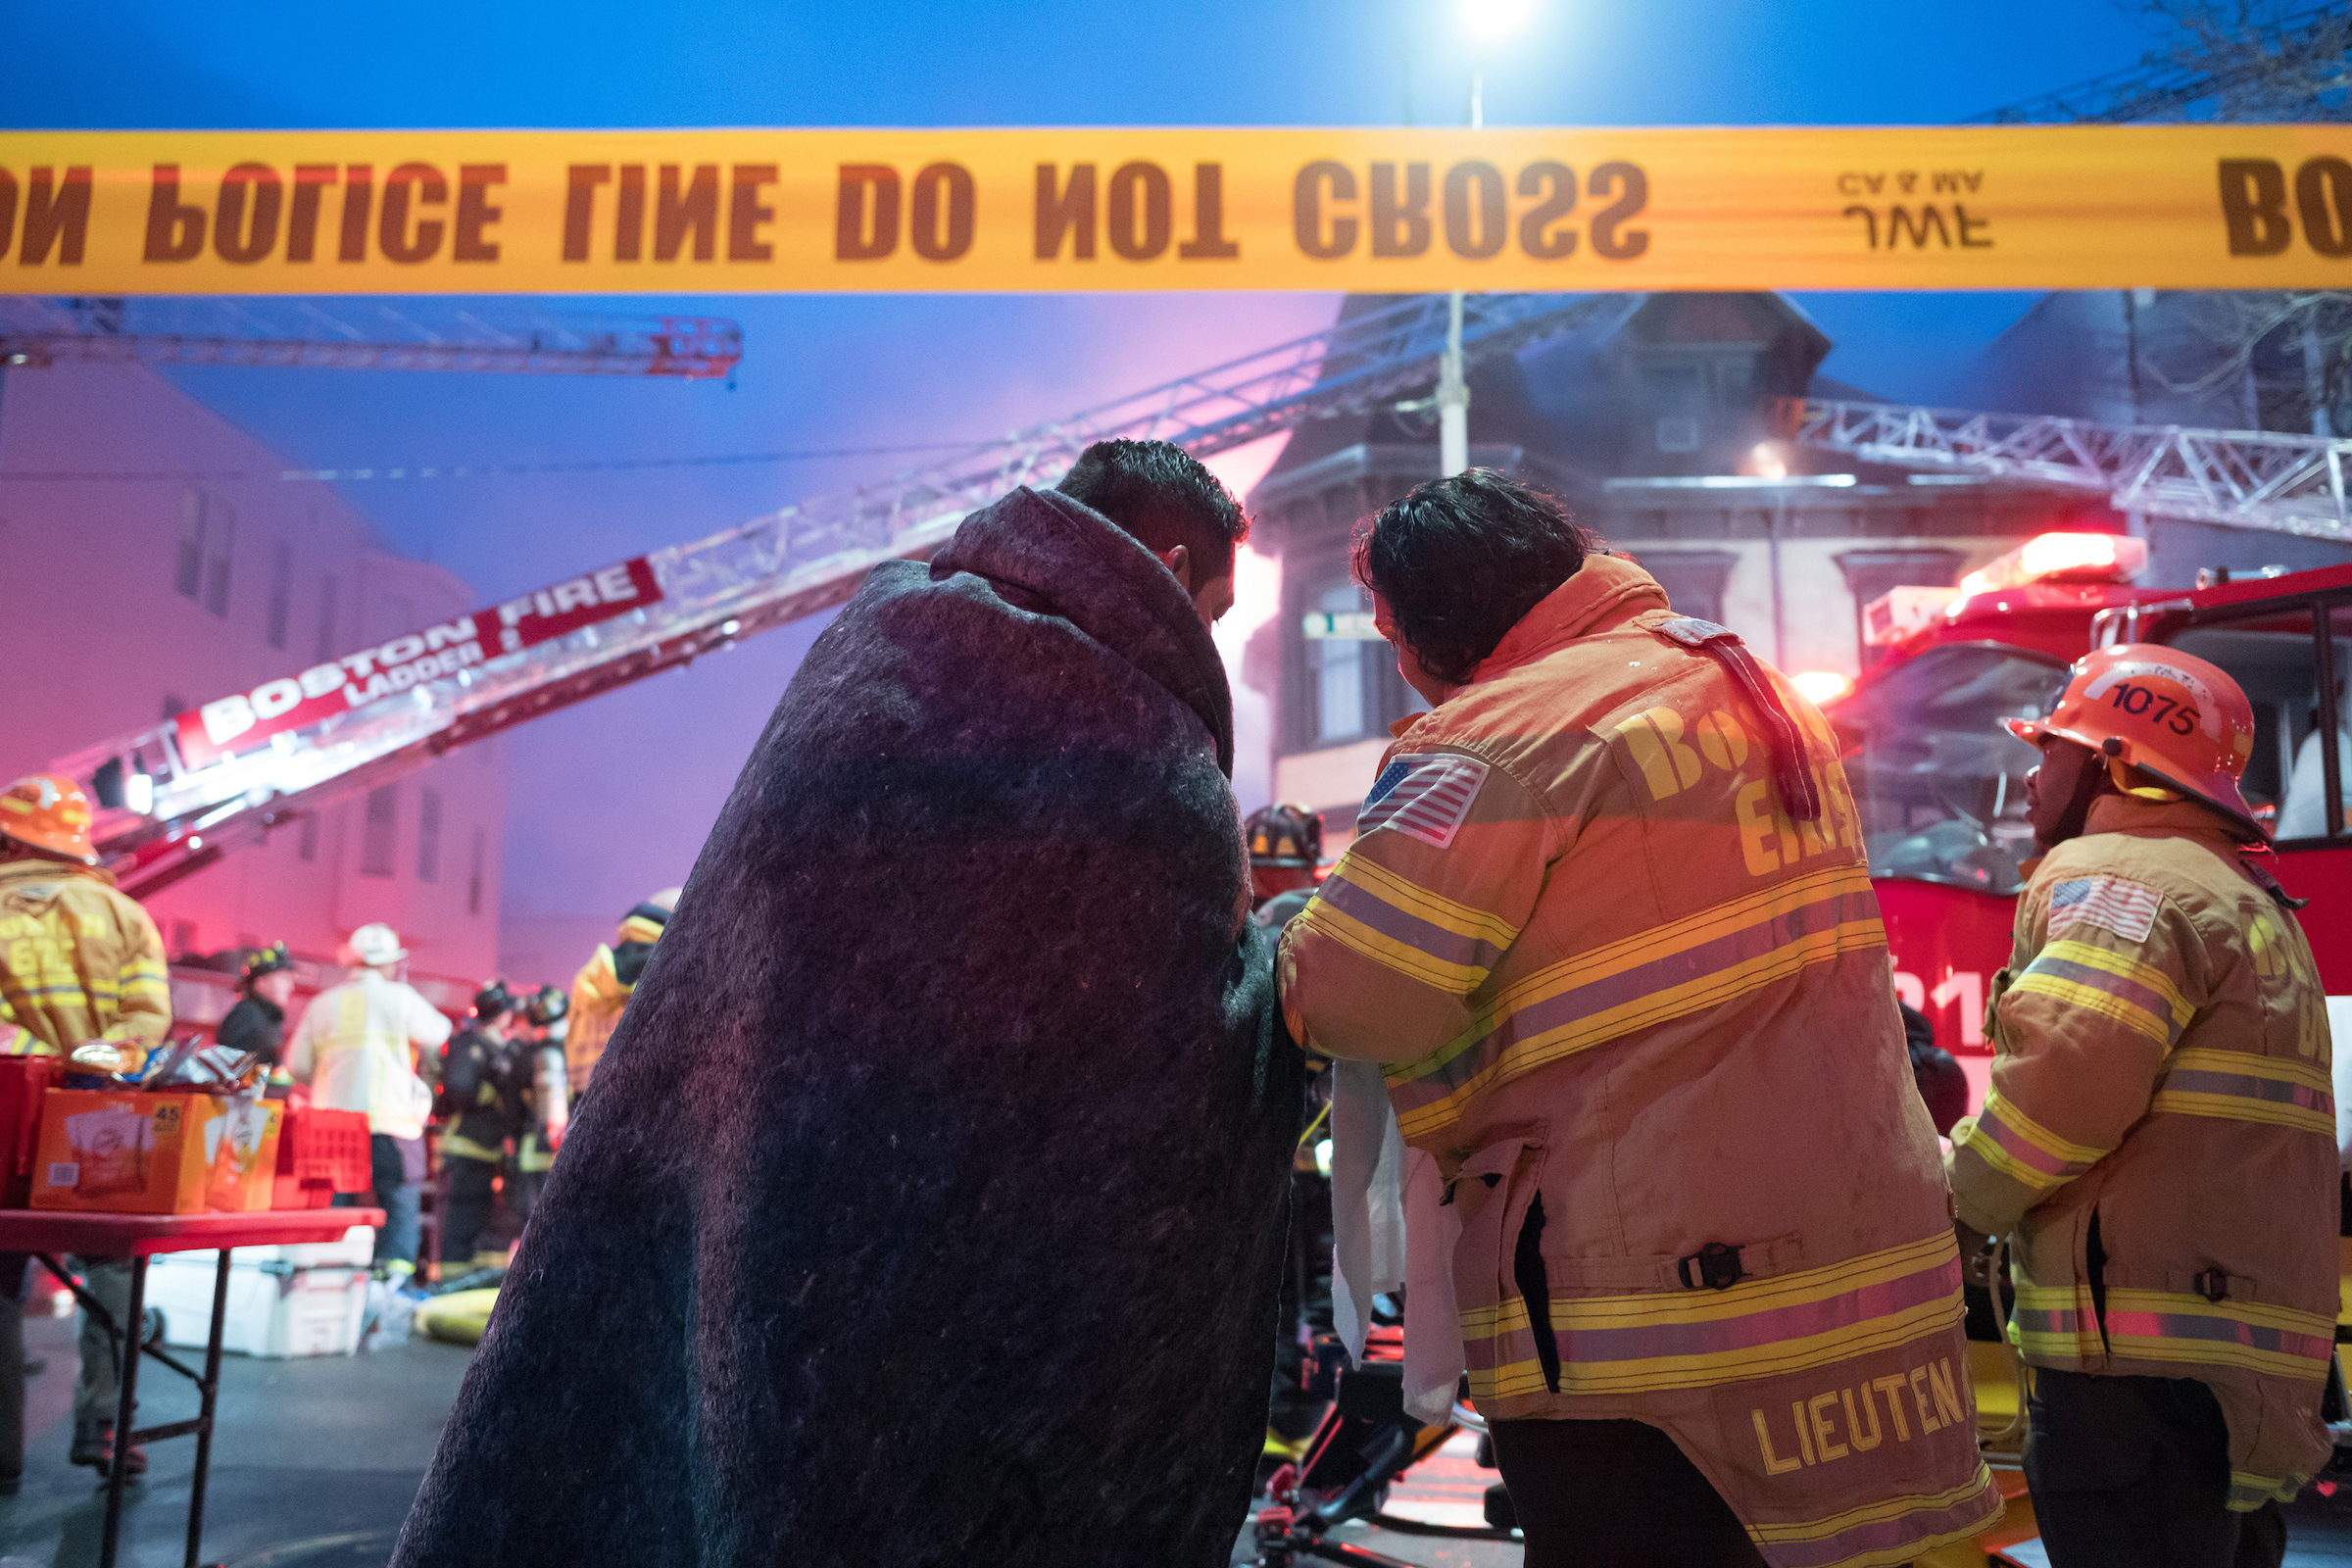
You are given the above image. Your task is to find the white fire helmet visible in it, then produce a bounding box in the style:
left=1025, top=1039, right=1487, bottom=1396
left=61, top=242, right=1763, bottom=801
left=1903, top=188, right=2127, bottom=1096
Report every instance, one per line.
left=346, top=923, right=408, bottom=967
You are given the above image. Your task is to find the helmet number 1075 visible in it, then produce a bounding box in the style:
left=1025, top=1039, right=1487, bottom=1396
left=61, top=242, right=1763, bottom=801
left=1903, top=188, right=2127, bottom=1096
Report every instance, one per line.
left=2108, top=681, right=2199, bottom=737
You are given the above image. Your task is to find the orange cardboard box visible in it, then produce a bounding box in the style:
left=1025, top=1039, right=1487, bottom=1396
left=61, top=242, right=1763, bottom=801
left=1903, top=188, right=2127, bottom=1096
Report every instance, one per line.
left=26, top=1090, right=276, bottom=1215
left=207, top=1099, right=284, bottom=1212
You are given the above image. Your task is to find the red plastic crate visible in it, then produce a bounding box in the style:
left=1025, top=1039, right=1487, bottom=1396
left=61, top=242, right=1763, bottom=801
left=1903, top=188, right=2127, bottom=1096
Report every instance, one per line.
left=270, top=1173, right=337, bottom=1208
left=275, top=1108, right=372, bottom=1193
left=0, top=1056, right=64, bottom=1208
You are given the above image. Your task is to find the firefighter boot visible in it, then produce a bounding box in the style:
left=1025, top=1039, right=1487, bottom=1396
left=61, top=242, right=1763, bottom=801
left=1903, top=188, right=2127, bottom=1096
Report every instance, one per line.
left=70, top=1420, right=147, bottom=1479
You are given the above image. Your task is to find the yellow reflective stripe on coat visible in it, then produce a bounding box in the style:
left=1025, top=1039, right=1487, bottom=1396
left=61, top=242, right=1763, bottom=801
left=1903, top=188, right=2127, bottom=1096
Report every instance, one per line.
left=1463, top=1231, right=1963, bottom=1400
left=1743, top=1465, right=2001, bottom=1568
left=2011, top=939, right=2192, bottom=1048
left=2231, top=1471, right=2304, bottom=1510
left=2009, top=1282, right=2105, bottom=1365
left=1294, top=851, right=1522, bottom=997
left=2151, top=1048, right=2336, bottom=1137
left=1949, top=1088, right=2108, bottom=1194
left=2101, top=1288, right=2336, bottom=1380
left=439, top=1132, right=504, bottom=1164
left=1389, top=864, right=1883, bottom=1141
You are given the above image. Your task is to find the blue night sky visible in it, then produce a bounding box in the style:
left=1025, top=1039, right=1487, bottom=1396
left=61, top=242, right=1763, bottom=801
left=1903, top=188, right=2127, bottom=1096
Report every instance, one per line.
left=2, top=0, right=2160, bottom=946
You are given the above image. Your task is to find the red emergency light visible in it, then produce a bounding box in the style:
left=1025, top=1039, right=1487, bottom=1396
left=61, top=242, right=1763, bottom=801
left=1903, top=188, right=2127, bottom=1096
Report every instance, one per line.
left=1957, top=531, right=2148, bottom=599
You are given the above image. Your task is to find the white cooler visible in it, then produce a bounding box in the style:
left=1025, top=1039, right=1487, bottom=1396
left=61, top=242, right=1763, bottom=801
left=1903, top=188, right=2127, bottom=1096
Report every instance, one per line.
left=141, top=1225, right=377, bottom=1358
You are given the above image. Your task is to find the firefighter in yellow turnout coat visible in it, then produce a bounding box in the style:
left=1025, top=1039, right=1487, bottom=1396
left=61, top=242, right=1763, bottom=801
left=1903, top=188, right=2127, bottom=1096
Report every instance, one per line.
left=0, top=776, right=169, bottom=1074
left=563, top=888, right=677, bottom=1098
left=1948, top=644, right=2336, bottom=1568
left=1280, top=473, right=1997, bottom=1568
left=0, top=774, right=170, bottom=1478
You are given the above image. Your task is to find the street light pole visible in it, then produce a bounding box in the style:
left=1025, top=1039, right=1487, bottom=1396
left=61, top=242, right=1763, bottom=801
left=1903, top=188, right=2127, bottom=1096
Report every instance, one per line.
left=1438, top=66, right=1482, bottom=477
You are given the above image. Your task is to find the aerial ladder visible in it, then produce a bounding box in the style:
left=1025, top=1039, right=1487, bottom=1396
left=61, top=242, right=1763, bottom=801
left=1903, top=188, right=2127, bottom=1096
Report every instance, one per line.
left=1790, top=397, right=2352, bottom=541
left=49, top=290, right=1629, bottom=898
left=0, top=296, right=740, bottom=378
left=46, top=275, right=2352, bottom=899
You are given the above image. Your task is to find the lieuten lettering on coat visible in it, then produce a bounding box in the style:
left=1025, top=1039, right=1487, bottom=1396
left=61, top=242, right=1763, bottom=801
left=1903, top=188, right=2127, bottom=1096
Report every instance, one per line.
left=1705, top=1346, right=1983, bottom=1535
left=173, top=559, right=660, bottom=769
left=1745, top=1357, right=1969, bottom=1476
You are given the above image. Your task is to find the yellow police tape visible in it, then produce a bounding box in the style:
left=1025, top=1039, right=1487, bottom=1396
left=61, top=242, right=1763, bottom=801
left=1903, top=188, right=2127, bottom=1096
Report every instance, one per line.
left=1, top=126, right=2348, bottom=294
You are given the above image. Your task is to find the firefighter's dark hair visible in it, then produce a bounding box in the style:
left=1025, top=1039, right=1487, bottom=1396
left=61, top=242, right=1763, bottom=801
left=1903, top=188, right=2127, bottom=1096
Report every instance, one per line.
left=1056, top=439, right=1249, bottom=583
left=1354, top=469, right=1593, bottom=688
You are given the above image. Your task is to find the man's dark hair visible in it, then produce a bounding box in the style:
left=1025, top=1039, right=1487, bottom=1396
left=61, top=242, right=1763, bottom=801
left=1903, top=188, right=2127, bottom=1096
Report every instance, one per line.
left=1353, top=469, right=1592, bottom=687
left=1056, top=439, right=1249, bottom=582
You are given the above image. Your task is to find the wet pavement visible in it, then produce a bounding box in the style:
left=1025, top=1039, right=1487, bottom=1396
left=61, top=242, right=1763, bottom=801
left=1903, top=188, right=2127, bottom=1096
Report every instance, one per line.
left=0, top=1307, right=470, bottom=1568
left=13, top=1294, right=2352, bottom=1568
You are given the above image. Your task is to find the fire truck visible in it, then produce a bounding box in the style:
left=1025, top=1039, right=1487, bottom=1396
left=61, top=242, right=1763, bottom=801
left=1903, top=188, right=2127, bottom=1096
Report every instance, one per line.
left=1824, top=534, right=2352, bottom=1112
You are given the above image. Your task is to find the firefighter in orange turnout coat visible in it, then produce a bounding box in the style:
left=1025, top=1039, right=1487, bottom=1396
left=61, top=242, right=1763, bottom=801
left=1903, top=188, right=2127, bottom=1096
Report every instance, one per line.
left=1948, top=645, right=2336, bottom=1568
left=1279, top=473, right=1999, bottom=1568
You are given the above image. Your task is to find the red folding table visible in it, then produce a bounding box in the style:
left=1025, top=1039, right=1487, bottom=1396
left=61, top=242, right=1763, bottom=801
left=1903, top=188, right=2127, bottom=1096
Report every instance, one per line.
left=0, top=1207, right=387, bottom=1568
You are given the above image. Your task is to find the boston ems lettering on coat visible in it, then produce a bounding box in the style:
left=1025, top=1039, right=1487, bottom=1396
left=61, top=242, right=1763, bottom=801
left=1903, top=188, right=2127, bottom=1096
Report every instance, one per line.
left=175, top=559, right=660, bottom=768
left=2, top=126, right=2347, bottom=292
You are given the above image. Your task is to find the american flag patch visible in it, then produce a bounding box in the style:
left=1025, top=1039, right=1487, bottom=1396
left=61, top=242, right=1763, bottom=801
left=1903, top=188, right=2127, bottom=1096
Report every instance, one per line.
left=2048, top=876, right=2163, bottom=944
left=1359, top=754, right=1490, bottom=851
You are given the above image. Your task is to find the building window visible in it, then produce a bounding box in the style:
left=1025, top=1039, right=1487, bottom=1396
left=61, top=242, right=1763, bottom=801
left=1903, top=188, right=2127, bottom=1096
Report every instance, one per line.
left=466, top=827, right=485, bottom=915
left=177, top=490, right=237, bottom=617
left=174, top=490, right=204, bottom=600
left=361, top=785, right=397, bottom=877
left=297, top=813, right=318, bottom=862
left=267, top=540, right=293, bottom=650
left=316, top=573, right=340, bottom=662
left=1640, top=551, right=1740, bottom=627
left=1310, top=581, right=1369, bottom=745
left=416, top=789, right=442, bottom=884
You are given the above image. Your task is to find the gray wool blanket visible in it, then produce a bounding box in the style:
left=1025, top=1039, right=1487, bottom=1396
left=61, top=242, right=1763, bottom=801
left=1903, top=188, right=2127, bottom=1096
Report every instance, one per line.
left=393, top=486, right=1303, bottom=1568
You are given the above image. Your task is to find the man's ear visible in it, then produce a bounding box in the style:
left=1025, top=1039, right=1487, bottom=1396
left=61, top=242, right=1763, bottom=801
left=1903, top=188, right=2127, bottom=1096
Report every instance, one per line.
left=1156, top=544, right=1193, bottom=593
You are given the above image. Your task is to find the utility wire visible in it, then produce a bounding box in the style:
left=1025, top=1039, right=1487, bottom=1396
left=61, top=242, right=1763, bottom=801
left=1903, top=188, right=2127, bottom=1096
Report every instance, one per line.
left=0, top=438, right=999, bottom=484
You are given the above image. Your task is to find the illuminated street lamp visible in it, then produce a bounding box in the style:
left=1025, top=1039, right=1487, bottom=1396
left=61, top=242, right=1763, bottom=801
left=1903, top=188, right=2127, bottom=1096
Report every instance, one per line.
left=1439, top=0, right=1534, bottom=475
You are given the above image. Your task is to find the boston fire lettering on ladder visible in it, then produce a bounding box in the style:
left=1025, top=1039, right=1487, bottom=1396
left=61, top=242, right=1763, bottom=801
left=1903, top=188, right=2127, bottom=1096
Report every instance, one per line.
left=174, top=558, right=661, bottom=768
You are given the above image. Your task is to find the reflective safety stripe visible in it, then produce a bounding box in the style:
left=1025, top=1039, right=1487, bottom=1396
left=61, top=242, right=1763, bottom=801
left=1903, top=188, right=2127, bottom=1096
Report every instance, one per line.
left=1464, top=1231, right=1963, bottom=1400
left=2010, top=1282, right=2103, bottom=1365
left=2152, top=1048, right=2335, bottom=1138
left=2011, top=939, right=2191, bottom=1048
left=1745, top=1464, right=2004, bottom=1568
left=1390, top=864, right=1884, bottom=1141
left=2230, top=1471, right=2302, bottom=1511
left=2102, top=1288, right=2336, bottom=1380
left=1949, top=1089, right=2106, bottom=1193
left=1296, top=852, right=1521, bottom=996
left=439, top=1132, right=503, bottom=1164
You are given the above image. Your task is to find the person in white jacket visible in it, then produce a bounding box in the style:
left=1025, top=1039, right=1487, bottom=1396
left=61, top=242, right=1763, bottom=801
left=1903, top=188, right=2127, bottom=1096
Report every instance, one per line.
left=285, top=923, right=452, bottom=1280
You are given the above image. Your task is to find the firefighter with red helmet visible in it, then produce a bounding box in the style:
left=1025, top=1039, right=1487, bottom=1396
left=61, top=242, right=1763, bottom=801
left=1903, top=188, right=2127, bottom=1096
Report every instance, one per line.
left=1247, top=803, right=1321, bottom=904
left=1948, top=644, right=2335, bottom=1568
left=1246, top=803, right=1334, bottom=1456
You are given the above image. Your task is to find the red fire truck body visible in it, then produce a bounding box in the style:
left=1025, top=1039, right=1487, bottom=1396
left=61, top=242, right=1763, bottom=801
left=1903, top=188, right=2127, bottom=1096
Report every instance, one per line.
left=1826, top=547, right=2352, bottom=1113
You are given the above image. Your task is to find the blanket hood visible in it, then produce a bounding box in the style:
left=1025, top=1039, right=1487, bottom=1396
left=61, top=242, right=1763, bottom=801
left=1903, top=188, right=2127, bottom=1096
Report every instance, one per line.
left=930, top=486, right=1236, bottom=777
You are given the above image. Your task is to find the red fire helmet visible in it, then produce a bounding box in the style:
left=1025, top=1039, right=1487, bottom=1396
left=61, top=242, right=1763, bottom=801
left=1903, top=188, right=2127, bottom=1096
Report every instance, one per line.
left=2004, top=643, right=2262, bottom=838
